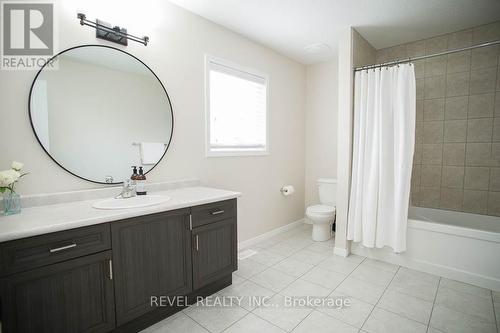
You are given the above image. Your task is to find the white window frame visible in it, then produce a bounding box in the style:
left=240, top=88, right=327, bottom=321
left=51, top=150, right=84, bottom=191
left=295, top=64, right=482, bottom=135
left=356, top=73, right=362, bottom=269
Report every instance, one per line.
left=205, top=54, right=269, bottom=157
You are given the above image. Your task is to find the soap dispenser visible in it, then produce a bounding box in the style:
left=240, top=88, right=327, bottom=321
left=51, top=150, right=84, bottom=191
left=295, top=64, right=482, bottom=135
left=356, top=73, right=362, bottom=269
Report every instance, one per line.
left=136, top=167, right=147, bottom=195
left=130, top=166, right=139, bottom=187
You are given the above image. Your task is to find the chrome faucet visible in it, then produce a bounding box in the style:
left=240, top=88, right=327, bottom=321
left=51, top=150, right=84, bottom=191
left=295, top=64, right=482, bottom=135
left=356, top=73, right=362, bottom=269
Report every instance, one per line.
left=116, top=179, right=136, bottom=199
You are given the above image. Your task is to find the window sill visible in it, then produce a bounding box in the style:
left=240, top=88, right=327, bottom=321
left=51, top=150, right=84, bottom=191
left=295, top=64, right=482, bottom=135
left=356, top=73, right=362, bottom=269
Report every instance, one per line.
left=206, top=150, right=269, bottom=158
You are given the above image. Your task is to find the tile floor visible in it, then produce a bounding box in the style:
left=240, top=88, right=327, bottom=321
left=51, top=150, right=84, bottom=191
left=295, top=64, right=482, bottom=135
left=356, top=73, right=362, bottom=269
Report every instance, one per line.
left=142, top=224, right=500, bottom=333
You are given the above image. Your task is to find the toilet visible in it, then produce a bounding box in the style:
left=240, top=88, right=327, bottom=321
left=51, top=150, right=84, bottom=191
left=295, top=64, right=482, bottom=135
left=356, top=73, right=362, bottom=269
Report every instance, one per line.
left=306, top=178, right=337, bottom=241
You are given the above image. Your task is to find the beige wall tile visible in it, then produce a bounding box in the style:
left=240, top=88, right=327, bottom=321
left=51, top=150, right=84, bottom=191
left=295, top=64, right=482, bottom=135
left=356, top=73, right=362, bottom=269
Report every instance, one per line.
left=493, top=118, right=500, bottom=142
left=425, top=35, right=448, bottom=55
left=468, top=93, right=494, bottom=118
left=411, top=164, right=421, bottom=188
left=420, top=187, right=441, bottom=208
left=448, top=29, right=472, bottom=50
left=425, top=76, right=446, bottom=98
left=466, top=143, right=492, bottom=166
left=421, top=165, right=442, bottom=187
left=407, top=40, right=426, bottom=57
left=446, top=72, right=470, bottom=97
left=386, top=45, right=407, bottom=62
left=424, top=99, right=444, bottom=121
left=415, top=122, right=423, bottom=144
left=464, top=167, right=490, bottom=190
left=495, top=94, right=500, bottom=117
left=416, top=100, right=423, bottom=121
left=490, top=168, right=500, bottom=191
left=487, top=191, right=500, bottom=216
left=463, top=190, right=488, bottom=214
left=440, top=188, right=463, bottom=210
left=423, top=121, right=444, bottom=143
left=442, top=166, right=465, bottom=188
left=471, top=46, right=499, bottom=70
left=472, top=22, right=500, bottom=44
left=443, top=143, right=466, bottom=166
left=445, top=96, right=468, bottom=120
left=470, top=68, right=497, bottom=94
left=425, top=56, right=447, bottom=77
left=446, top=51, right=470, bottom=74
left=414, top=143, right=423, bottom=164
left=444, top=120, right=467, bottom=143
left=410, top=186, right=421, bottom=206
left=497, top=67, right=500, bottom=92
left=422, top=144, right=443, bottom=165
left=416, top=78, right=424, bottom=100
left=493, top=143, right=500, bottom=166
left=467, top=118, right=493, bottom=142
left=376, top=48, right=388, bottom=64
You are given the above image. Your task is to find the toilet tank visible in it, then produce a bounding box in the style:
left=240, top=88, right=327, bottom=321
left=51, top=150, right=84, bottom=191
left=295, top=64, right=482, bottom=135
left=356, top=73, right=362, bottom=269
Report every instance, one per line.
left=317, top=178, right=337, bottom=205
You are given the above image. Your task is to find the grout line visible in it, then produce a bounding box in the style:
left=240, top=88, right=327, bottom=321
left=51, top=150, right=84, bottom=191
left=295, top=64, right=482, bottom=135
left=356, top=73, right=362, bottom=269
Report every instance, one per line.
left=491, top=290, right=499, bottom=333
left=426, top=277, right=441, bottom=333
left=359, top=265, right=401, bottom=331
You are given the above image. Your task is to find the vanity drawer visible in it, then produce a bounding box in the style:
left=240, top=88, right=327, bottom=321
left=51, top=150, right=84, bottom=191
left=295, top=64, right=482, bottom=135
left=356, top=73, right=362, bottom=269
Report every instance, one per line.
left=0, top=223, right=111, bottom=276
left=191, top=199, right=237, bottom=228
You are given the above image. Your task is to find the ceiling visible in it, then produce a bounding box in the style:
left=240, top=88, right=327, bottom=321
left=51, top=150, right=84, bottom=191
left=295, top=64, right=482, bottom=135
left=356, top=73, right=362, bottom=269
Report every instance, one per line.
left=168, top=0, right=500, bottom=64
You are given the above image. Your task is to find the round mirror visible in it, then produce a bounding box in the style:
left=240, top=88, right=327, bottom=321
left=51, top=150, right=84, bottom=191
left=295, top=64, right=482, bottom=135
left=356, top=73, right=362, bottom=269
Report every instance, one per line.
left=29, top=45, right=173, bottom=184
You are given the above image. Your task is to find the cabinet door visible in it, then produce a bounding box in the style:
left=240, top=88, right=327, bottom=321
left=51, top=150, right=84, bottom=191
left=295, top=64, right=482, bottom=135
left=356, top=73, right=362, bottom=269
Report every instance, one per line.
left=0, top=251, right=115, bottom=333
left=192, top=218, right=237, bottom=290
left=111, top=209, right=192, bottom=325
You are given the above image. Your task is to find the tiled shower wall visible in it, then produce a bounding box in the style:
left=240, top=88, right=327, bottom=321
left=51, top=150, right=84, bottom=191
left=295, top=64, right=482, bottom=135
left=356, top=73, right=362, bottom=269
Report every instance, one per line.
left=376, top=21, right=500, bottom=216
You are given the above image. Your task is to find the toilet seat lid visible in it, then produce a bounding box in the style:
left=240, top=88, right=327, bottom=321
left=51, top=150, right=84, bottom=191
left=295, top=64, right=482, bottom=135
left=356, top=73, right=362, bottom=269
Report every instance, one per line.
left=307, top=204, right=335, bottom=215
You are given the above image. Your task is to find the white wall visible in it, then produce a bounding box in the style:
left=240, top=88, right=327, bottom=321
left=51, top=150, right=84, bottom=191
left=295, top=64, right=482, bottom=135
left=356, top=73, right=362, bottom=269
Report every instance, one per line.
left=0, top=0, right=306, bottom=242
left=305, top=59, right=338, bottom=207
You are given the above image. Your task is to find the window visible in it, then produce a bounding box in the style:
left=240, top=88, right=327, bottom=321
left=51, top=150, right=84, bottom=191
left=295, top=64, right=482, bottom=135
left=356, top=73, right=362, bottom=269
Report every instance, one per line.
left=205, top=55, right=268, bottom=156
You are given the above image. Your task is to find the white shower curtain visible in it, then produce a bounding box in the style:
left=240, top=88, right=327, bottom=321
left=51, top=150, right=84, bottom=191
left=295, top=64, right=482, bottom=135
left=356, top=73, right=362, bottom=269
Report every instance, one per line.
left=347, top=64, right=416, bottom=253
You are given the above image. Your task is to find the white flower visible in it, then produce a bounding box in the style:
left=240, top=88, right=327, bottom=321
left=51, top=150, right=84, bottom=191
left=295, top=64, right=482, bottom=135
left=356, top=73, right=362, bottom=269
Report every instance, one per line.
left=11, top=161, right=23, bottom=171
left=0, top=169, right=20, bottom=187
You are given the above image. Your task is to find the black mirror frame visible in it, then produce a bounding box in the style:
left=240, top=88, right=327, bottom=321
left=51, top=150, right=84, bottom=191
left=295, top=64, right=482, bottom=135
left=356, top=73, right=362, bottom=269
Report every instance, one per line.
left=28, top=44, right=174, bottom=185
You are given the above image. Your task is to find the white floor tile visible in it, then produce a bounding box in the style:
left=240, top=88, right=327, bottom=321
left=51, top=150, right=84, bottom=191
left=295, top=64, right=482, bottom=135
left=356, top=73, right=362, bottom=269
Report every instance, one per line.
left=235, top=258, right=268, bottom=279
left=439, top=278, right=491, bottom=299
left=349, top=263, right=396, bottom=287
left=292, top=310, right=358, bottom=333
left=336, top=276, right=386, bottom=305
left=223, top=313, right=285, bottom=333
left=429, top=304, right=497, bottom=333
left=288, top=249, right=330, bottom=265
left=304, top=241, right=334, bottom=254
left=281, top=279, right=332, bottom=298
left=361, top=258, right=398, bottom=274
left=249, top=250, right=287, bottom=267
left=218, top=280, right=274, bottom=311
left=377, top=289, right=433, bottom=324
left=318, top=291, right=374, bottom=328
left=435, top=286, right=495, bottom=323
left=300, top=266, right=346, bottom=290
left=273, top=257, right=314, bottom=278
left=184, top=303, right=248, bottom=333
left=267, top=242, right=304, bottom=257
left=252, top=294, right=313, bottom=332
left=362, top=307, right=427, bottom=333
left=317, top=255, right=364, bottom=275
left=140, top=312, right=209, bottom=333
left=388, top=268, right=439, bottom=302
left=249, top=268, right=296, bottom=293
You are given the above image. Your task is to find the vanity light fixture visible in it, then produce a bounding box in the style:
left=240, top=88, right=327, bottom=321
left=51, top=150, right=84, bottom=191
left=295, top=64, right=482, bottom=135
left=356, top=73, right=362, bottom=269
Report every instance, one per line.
left=77, top=13, right=149, bottom=46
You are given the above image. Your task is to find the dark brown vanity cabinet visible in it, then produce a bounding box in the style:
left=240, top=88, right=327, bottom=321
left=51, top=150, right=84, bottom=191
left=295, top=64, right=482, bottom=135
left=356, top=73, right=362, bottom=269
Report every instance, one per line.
left=0, top=251, right=115, bottom=333
left=0, top=199, right=237, bottom=333
left=111, top=208, right=193, bottom=326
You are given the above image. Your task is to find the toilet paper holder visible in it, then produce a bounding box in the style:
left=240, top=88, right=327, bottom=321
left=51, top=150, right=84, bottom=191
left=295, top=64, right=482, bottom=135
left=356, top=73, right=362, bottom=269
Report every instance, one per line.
left=280, top=185, right=295, bottom=196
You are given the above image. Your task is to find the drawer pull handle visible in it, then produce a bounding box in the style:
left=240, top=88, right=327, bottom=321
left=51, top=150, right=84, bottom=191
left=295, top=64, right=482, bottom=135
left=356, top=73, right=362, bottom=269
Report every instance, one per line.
left=49, top=243, right=77, bottom=253
left=196, top=235, right=199, bottom=251
left=211, top=210, right=225, bottom=215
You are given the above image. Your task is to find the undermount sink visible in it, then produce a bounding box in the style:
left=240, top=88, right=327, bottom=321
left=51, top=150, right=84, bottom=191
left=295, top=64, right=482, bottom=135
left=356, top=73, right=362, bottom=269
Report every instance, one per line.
left=92, top=195, right=171, bottom=210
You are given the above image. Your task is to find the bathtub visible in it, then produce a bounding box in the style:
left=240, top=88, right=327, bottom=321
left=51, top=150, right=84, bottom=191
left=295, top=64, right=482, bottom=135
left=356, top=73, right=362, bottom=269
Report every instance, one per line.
left=351, top=207, right=500, bottom=291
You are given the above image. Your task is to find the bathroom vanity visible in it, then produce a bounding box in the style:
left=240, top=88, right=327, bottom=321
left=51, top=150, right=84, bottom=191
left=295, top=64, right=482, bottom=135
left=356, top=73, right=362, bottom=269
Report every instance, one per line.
left=0, top=187, right=239, bottom=333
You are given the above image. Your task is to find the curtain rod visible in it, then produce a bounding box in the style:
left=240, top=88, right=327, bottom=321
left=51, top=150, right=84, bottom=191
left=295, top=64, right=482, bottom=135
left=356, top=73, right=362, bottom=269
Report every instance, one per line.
left=354, top=39, right=500, bottom=72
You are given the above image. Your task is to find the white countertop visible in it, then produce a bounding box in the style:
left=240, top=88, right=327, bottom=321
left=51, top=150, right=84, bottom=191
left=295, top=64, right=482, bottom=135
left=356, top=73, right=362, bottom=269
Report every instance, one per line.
left=0, top=186, right=241, bottom=243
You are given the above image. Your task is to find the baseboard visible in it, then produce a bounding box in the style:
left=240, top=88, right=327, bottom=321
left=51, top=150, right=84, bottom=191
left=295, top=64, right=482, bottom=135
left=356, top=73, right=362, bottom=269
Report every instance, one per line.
left=238, top=218, right=306, bottom=250
left=351, top=244, right=500, bottom=291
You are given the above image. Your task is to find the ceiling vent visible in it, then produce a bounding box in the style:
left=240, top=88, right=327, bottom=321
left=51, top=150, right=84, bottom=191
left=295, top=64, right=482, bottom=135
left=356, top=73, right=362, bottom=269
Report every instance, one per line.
left=304, top=43, right=332, bottom=55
